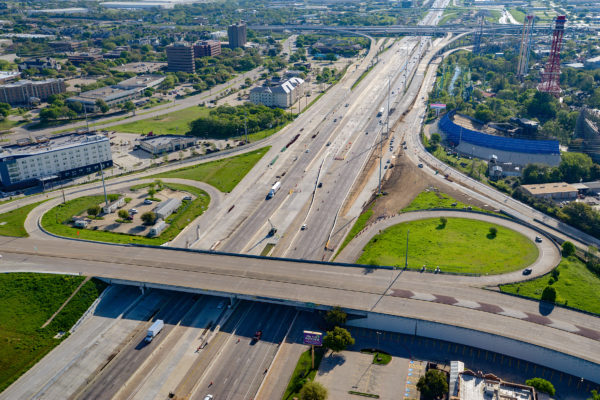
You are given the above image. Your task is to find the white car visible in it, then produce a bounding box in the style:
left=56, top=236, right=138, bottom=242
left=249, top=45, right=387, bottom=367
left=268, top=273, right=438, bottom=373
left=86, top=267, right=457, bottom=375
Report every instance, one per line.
left=129, top=208, right=138, bottom=214
left=204, top=395, right=213, bottom=400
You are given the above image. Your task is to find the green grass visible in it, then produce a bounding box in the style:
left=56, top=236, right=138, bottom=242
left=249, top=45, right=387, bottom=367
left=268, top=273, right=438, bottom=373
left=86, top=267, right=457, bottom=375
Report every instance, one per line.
left=439, top=11, right=459, bottom=25
left=335, top=203, right=375, bottom=259
left=357, top=217, right=539, bottom=274
left=509, top=7, right=526, bottom=23
left=352, top=65, right=374, bottom=90
left=401, top=190, right=490, bottom=213
left=151, top=146, right=270, bottom=193
left=112, top=106, right=210, bottom=135
left=486, top=10, right=502, bottom=23
left=501, top=257, right=600, bottom=315
left=41, top=184, right=210, bottom=245
left=0, top=118, right=21, bottom=132
left=0, top=273, right=106, bottom=392
left=0, top=200, right=47, bottom=237
left=372, top=352, right=391, bottom=365
left=282, top=348, right=325, bottom=400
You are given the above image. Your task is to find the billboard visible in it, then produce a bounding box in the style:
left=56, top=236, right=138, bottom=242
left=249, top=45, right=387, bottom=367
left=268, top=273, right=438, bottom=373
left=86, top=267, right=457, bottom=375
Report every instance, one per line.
left=303, top=330, right=323, bottom=346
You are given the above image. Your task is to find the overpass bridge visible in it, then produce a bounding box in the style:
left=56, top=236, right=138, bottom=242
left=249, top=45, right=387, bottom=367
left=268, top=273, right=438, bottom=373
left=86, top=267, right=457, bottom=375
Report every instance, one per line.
left=1, top=235, right=599, bottom=383
left=249, top=23, right=600, bottom=36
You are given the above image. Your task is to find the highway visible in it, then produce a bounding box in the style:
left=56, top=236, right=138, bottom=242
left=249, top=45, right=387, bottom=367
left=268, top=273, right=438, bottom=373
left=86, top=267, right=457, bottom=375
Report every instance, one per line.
left=0, top=236, right=599, bottom=384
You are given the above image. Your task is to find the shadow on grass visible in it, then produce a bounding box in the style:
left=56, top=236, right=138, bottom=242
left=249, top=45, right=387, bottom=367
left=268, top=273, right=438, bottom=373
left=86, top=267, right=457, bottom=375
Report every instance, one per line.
left=486, top=233, right=497, bottom=240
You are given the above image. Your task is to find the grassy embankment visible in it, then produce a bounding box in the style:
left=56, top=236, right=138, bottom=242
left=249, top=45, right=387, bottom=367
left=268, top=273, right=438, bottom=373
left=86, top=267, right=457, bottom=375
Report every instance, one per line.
left=151, top=146, right=270, bottom=193
left=357, top=217, right=538, bottom=274
left=501, top=257, right=600, bottom=315
left=0, top=273, right=106, bottom=392
left=0, top=200, right=47, bottom=237
left=282, top=348, right=326, bottom=400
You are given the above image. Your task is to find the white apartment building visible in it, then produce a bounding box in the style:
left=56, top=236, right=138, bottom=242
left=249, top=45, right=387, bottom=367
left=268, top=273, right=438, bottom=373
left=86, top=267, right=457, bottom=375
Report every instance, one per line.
left=0, top=133, right=112, bottom=189
left=249, top=77, right=305, bottom=108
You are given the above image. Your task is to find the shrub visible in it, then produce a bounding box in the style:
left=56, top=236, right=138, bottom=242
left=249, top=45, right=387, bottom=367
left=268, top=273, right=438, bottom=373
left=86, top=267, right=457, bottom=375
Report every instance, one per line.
left=141, top=211, right=156, bottom=225
left=87, top=205, right=101, bottom=217
left=526, top=378, right=555, bottom=396
left=124, top=197, right=132, bottom=204
left=489, top=227, right=498, bottom=237
left=561, top=241, right=576, bottom=257
left=541, top=286, right=557, bottom=303
left=118, top=209, right=129, bottom=220
left=299, top=381, right=328, bottom=400
left=107, top=194, right=120, bottom=202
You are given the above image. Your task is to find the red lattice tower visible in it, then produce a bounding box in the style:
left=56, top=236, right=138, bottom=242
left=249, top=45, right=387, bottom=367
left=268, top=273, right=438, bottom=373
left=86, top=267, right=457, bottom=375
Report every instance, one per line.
left=538, top=15, right=566, bottom=96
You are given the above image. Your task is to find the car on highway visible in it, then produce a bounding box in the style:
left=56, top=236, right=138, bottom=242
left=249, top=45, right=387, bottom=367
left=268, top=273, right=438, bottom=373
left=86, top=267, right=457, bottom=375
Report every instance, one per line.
left=144, top=199, right=153, bottom=205
left=535, top=236, right=543, bottom=243
left=418, top=163, right=424, bottom=168
left=523, top=268, right=533, bottom=275
left=204, top=395, right=213, bottom=400
left=301, top=224, right=307, bottom=230
left=317, top=182, right=323, bottom=188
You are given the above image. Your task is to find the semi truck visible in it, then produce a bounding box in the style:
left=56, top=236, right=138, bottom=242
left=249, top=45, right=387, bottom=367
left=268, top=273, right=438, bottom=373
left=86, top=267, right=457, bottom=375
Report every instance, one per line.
left=145, top=319, right=164, bottom=343
left=266, top=181, right=281, bottom=199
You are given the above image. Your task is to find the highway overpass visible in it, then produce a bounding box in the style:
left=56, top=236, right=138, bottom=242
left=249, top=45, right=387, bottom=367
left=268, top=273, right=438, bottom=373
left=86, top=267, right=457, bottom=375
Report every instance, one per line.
left=1, top=236, right=599, bottom=383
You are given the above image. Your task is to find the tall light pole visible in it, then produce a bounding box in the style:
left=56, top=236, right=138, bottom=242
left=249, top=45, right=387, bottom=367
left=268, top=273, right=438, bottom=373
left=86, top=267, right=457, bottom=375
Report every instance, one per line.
left=405, top=229, right=410, bottom=269
left=99, top=162, right=108, bottom=207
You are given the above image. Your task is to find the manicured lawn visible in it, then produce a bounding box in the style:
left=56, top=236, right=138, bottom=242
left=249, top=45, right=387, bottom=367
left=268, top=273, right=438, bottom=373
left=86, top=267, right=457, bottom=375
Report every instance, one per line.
left=41, top=184, right=210, bottom=245
left=401, top=190, right=491, bottom=214
left=509, top=7, right=526, bottom=23
left=151, top=147, right=270, bottom=193
left=501, top=257, right=600, bottom=315
left=0, top=273, right=106, bottom=392
left=282, top=348, right=325, bottom=400
left=0, top=200, right=47, bottom=237
left=357, top=217, right=539, bottom=274
left=112, top=106, right=210, bottom=135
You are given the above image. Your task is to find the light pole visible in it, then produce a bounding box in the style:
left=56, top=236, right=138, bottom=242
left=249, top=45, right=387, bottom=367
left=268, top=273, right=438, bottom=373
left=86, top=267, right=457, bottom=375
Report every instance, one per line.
left=376, top=331, right=382, bottom=361
left=405, top=229, right=410, bottom=269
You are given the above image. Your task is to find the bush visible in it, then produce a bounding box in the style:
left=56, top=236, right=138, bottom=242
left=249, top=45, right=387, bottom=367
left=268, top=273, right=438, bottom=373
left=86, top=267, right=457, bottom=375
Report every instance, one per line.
left=489, top=227, right=498, bottom=237
left=87, top=205, right=101, bottom=217
left=541, top=286, right=557, bottom=303
left=562, top=241, right=576, bottom=257
left=118, top=209, right=129, bottom=220
left=141, top=211, right=156, bottom=225
left=124, top=197, right=132, bottom=204
left=526, top=378, right=555, bottom=396
left=107, top=194, right=120, bottom=202
left=324, top=306, right=347, bottom=328
left=299, top=381, right=328, bottom=400
left=439, top=217, right=447, bottom=227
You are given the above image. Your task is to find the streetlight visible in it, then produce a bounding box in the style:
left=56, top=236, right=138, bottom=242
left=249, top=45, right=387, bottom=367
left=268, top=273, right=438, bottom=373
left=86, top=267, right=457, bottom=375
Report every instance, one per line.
left=376, top=331, right=382, bottom=361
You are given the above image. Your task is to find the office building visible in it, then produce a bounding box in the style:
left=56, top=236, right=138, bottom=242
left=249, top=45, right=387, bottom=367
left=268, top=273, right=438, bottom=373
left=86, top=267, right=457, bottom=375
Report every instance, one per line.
left=0, top=78, right=66, bottom=106
left=193, top=40, right=221, bottom=57
left=67, top=52, right=102, bottom=65
left=166, top=43, right=195, bottom=73
left=18, top=57, right=61, bottom=72
left=67, top=74, right=165, bottom=112
left=228, top=22, right=247, bottom=49
left=249, top=77, right=305, bottom=108
left=0, top=132, right=112, bottom=189
left=139, top=135, right=196, bottom=154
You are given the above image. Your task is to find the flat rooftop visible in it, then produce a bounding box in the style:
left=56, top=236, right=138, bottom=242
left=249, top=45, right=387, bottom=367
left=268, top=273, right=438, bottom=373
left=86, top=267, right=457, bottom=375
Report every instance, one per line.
left=0, top=78, right=62, bottom=88
left=0, top=133, right=107, bottom=158
left=458, top=373, right=534, bottom=400
left=141, top=135, right=196, bottom=146
left=520, top=182, right=577, bottom=195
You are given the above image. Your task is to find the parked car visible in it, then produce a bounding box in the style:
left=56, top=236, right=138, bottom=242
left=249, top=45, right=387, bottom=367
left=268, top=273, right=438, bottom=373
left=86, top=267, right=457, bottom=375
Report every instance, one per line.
left=144, top=199, right=153, bottom=205
left=129, top=208, right=138, bottom=214
left=535, top=236, right=542, bottom=243
left=183, top=196, right=192, bottom=201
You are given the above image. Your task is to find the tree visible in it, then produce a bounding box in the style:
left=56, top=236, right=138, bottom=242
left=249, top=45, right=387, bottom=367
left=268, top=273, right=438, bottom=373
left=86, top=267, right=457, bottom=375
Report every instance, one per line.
left=430, top=133, right=441, bottom=144
left=489, top=226, right=498, bottom=237
left=439, top=217, right=447, bottom=227
left=324, top=306, right=347, bottom=327
left=148, top=187, right=157, bottom=198
left=87, top=205, right=101, bottom=217
left=561, top=241, right=576, bottom=257
left=95, top=99, right=110, bottom=113
left=299, top=381, right=328, bottom=400
left=526, top=378, right=555, bottom=396
left=589, top=389, right=600, bottom=400
left=541, top=286, right=557, bottom=303
left=118, top=209, right=129, bottom=220
left=417, top=369, right=448, bottom=400
left=122, top=101, right=135, bottom=113
left=559, top=152, right=593, bottom=183
left=141, top=211, right=156, bottom=225
left=323, top=327, right=354, bottom=353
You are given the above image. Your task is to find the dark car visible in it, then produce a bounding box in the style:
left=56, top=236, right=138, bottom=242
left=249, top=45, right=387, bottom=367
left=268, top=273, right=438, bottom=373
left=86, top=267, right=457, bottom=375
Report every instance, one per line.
left=253, top=330, right=262, bottom=341
left=523, top=268, right=533, bottom=275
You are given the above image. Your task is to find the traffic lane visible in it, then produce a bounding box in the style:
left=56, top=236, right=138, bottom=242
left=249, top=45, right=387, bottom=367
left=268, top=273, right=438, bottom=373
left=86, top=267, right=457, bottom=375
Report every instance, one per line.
left=78, top=292, right=198, bottom=400
left=193, top=303, right=297, bottom=400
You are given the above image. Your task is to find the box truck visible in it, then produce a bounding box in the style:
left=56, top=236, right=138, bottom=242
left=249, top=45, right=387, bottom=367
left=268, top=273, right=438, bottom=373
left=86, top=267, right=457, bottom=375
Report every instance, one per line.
left=145, top=319, right=164, bottom=343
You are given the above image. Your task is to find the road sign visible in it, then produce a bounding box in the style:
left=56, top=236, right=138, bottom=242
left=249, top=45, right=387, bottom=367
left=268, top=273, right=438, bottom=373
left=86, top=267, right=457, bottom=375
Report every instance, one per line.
left=303, top=330, right=323, bottom=346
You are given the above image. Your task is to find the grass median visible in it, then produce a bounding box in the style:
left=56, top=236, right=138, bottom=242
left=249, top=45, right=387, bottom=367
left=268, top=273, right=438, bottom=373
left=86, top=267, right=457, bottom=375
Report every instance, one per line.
left=41, top=184, right=209, bottom=245
left=151, top=146, right=270, bottom=193
left=0, top=200, right=47, bottom=237
left=500, top=257, right=600, bottom=315
left=357, top=217, right=538, bottom=274
left=0, top=273, right=106, bottom=392
left=283, top=348, right=325, bottom=400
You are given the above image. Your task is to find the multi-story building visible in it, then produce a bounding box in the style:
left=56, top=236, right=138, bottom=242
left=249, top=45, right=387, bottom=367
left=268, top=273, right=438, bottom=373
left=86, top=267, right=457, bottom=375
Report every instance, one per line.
left=193, top=40, right=221, bottom=58
left=49, top=40, right=86, bottom=52
left=166, top=43, right=195, bottom=73
left=249, top=77, right=305, bottom=108
left=67, top=75, right=165, bottom=112
left=18, top=57, right=61, bottom=72
left=0, top=78, right=66, bottom=106
left=0, top=132, right=112, bottom=189
left=67, top=52, right=102, bottom=65
left=228, top=22, right=247, bottom=49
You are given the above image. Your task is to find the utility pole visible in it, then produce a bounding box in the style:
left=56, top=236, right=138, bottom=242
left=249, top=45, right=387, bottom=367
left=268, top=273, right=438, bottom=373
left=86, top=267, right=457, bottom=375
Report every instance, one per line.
left=99, top=162, right=108, bottom=207
left=404, top=229, right=410, bottom=269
